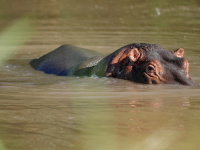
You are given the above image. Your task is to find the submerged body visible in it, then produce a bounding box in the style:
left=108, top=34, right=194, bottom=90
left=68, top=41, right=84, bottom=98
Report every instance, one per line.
left=30, top=43, right=197, bottom=86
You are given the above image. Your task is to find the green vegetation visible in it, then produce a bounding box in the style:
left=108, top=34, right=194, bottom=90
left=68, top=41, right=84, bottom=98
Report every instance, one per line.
left=0, top=18, right=34, bottom=65
left=0, top=140, right=6, bottom=150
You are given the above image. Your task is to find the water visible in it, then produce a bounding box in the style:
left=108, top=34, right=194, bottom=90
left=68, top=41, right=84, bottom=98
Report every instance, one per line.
left=0, top=0, right=200, bottom=150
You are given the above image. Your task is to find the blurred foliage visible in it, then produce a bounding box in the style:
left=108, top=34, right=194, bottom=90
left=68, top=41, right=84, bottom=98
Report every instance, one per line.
left=0, top=140, right=6, bottom=150
left=0, top=18, right=34, bottom=65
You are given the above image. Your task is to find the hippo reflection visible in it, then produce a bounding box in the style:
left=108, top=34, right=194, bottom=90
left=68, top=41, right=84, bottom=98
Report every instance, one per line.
left=30, top=43, right=197, bottom=86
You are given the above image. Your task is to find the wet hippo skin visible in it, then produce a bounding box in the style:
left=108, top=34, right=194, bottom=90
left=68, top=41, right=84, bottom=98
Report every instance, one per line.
left=30, top=43, right=197, bottom=86
left=30, top=44, right=104, bottom=76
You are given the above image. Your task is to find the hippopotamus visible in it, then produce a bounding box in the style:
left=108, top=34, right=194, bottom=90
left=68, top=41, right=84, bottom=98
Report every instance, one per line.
left=30, top=43, right=197, bottom=86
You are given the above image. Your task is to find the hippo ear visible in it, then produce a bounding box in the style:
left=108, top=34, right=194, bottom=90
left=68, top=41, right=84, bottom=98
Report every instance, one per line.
left=173, top=48, right=184, bottom=58
left=128, top=48, right=140, bottom=62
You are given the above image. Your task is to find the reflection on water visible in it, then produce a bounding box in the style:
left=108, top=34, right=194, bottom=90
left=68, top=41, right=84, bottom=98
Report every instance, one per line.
left=0, top=0, right=200, bottom=150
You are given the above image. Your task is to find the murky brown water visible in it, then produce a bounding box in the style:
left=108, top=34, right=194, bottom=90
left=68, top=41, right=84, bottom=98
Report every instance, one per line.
left=0, top=0, right=200, bottom=150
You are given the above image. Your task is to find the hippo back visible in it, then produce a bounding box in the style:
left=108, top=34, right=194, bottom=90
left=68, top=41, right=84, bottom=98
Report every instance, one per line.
left=30, top=44, right=104, bottom=76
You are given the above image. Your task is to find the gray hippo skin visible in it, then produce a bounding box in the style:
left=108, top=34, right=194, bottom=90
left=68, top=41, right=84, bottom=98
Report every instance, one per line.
left=30, top=43, right=197, bottom=86
left=30, top=44, right=104, bottom=76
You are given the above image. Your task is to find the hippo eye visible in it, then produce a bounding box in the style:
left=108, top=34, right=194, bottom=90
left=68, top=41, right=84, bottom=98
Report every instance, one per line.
left=146, top=65, right=155, bottom=73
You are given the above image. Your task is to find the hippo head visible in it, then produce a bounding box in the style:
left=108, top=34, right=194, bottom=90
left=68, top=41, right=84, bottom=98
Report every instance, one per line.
left=106, top=43, right=197, bottom=86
